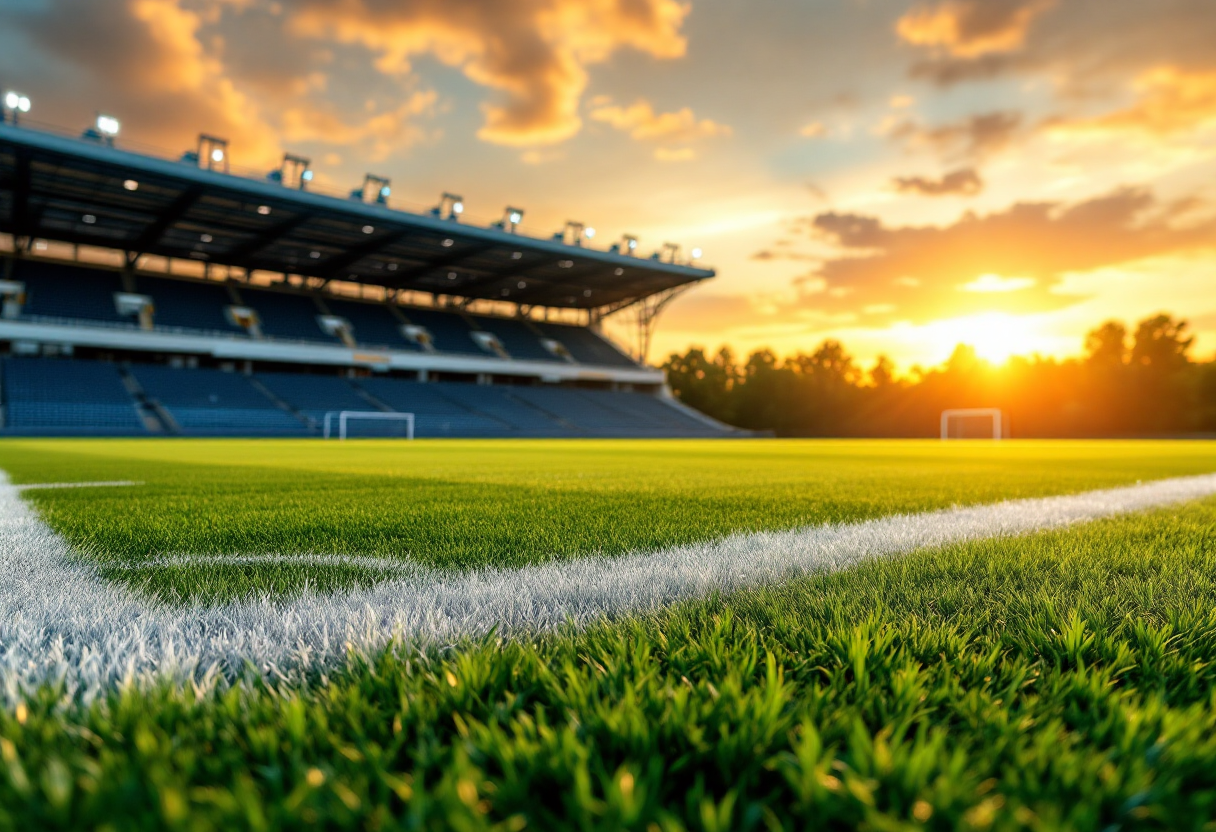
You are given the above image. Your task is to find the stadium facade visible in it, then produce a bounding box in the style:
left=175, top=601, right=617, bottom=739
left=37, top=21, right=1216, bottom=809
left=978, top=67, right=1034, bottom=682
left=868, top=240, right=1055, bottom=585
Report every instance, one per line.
left=0, top=115, right=736, bottom=438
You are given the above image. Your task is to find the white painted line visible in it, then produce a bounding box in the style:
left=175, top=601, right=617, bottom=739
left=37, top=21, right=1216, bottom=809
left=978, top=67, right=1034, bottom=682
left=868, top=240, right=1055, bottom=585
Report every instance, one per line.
left=102, top=553, right=412, bottom=571
left=1, top=470, right=1215, bottom=701
left=16, top=480, right=143, bottom=491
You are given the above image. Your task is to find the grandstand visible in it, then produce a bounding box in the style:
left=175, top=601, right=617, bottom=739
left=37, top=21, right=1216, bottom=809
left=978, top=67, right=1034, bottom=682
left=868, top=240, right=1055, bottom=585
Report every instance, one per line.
left=0, top=116, right=737, bottom=437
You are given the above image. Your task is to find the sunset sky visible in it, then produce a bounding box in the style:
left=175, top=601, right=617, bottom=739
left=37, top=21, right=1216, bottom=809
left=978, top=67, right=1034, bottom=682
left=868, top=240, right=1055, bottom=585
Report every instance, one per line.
left=2, top=0, right=1214, bottom=370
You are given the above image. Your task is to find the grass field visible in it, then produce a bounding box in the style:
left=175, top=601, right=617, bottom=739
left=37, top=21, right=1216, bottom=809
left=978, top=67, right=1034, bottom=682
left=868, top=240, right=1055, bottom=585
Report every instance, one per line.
left=3, top=438, right=1216, bottom=829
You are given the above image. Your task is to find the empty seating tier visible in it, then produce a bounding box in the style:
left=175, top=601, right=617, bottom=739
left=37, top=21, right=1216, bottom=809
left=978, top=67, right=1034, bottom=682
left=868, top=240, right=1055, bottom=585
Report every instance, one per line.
left=15, top=262, right=130, bottom=327
left=130, top=364, right=308, bottom=436
left=136, top=275, right=247, bottom=336
left=238, top=288, right=338, bottom=344
left=1, top=357, right=146, bottom=434
left=535, top=323, right=638, bottom=368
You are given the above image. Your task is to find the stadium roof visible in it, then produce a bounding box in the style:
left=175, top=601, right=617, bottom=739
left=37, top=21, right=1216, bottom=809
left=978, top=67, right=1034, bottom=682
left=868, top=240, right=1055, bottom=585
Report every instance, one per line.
left=0, top=122, right=714, bottom=310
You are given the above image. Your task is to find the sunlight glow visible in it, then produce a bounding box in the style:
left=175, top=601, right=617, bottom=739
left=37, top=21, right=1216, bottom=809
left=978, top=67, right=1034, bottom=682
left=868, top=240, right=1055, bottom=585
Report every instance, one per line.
left=927, top=313, right=1048, bottom=364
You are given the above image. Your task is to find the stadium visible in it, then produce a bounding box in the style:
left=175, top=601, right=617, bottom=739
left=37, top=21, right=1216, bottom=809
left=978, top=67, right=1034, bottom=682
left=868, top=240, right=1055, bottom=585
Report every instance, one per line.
left=0, top=117, right=737, bottom=439
left=4, top=3, right=1216, bottom=825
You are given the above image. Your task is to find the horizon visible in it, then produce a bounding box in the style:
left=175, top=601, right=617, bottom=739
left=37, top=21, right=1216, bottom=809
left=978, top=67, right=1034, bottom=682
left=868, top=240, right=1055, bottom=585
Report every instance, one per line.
left=3, top=0, right=1213, bottom=370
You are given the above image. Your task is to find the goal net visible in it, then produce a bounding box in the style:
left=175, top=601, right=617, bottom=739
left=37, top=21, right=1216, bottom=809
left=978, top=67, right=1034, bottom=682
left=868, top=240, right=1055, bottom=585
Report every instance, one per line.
left=322, top=411, right=415, bottom=440
left=940, top=408, right=1005, bottom=440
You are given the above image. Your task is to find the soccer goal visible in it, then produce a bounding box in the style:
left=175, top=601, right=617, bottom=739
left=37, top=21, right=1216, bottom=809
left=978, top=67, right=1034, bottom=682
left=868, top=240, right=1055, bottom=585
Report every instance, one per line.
left=322, top=411, right=415, bottom=440
left=940, top=408, right=1005, bottom=440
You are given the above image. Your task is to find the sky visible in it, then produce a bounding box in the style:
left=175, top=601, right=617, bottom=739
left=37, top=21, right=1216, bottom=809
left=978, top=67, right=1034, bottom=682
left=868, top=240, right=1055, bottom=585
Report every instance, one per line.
left=2, top=0, right=1214, bottom=371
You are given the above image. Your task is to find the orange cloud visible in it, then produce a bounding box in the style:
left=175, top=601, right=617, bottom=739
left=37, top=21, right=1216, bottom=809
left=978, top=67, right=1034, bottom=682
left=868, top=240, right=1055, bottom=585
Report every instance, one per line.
left=289, top=0, right=691, bottom=147
left=280, top=91, right=438, bottom=159
left=891, top=167, right=983, bottom=196
left=590, top=98, right=730, bottom=143
left=802, top=188, right=1215, bottom=324
left=1049, top=67, right=1216, bottom=138
left=887, top=111, right=1022, bottom=160
left=897, top=0, right=1055, bottom=59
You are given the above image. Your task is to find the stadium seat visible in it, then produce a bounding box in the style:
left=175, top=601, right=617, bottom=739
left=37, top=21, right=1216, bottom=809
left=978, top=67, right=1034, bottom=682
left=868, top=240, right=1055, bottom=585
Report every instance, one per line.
left=0, top=357, right=147, bottom=434
left=323, top=299, right=422, bottom=352
left=14, top=261, right=131, bottom=327
left=136, top=275, right=248, bottom=336
left=469, top=316, right=560, bottom=362
left=238, top=287, right=340, bottom=344
left=129, top=364, right=309, bottom=436
left=534, top=322, right=638, bottom=367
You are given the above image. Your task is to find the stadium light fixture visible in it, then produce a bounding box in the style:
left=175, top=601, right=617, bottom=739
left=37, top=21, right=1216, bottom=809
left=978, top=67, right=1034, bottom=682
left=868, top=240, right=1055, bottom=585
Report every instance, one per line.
left=562, top=221, right=587, bottom=247
left=96, top=114, right=120, bottom=137
left=661, top=242, right=680, bottom=264
left=433, top=192, right=464, bottom=221
left=269, top=153, right=313, bottom=190
left=123, top=179, right=139, bottom=191
left=362, top=225, right=374, bottom=235
left=584, top=226, right=596, bottom=240
left=691, top=247, right=703, bottom=260
left=196, top=134, right=230, bottom=173
left=351, top=174, right=391, bottom=205
left=3, top=91, right=31, bottom=125
left=257, top=205, right=271, bottom=215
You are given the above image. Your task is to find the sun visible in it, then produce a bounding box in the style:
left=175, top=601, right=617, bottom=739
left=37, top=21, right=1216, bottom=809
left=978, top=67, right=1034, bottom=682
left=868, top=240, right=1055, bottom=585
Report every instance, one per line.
left=929, top=312, right=1047, bottom=364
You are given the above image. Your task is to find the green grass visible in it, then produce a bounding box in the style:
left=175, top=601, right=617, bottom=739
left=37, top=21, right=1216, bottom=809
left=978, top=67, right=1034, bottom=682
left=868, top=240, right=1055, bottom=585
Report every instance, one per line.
left=4, top=438, right=1216, bottom=828
left=5, top=495, right=1216, bottom=829
left=3, top=438, right=1216, bottom=601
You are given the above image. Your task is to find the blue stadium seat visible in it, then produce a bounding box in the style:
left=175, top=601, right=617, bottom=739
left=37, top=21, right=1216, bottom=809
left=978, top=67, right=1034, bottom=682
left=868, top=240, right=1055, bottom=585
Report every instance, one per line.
left=534, top=323, right=638, bottom=367
left=323, top=299, right=422, bottom=352
left=397, top=308, right=488, bottom=356
left=15, top=261, right=131, bottom=327
left=356, top=378, right=513, bottom=436
left=136, top=275, right=248, bottom=336
left=471, top=316, right=559, bottom=362
left=238, top=287, right=339, bottom=344
left=1, top=357, right=147, bottom=434
left=129, top=364, right=308, bottom=436
left=255, top=371, right=382, bottom=429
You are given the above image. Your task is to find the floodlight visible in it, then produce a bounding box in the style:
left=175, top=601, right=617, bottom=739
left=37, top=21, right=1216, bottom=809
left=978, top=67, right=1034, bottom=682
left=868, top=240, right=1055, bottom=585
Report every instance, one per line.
left=96, top=115, right=120, bottom=137
left=691, top=247, right=703, bottom=259
left=197, top=134, right=229, bottom=172
left=380, top=185, right=391, bottom=198
left=584, top=227, right=596, bottom=239
left=562, top=221, right=587, bottom=246
left=498, top=206, right=525, bottom=233
left=3, top=91, right=30, bottom=125
left=362, top=225, right=374, bottom=234
left=350, top=174, right=391, bottom=205
left=211, top=148, right=225, bottom=163
left=301, top=169, right=314, bottom=182
left=257, top=205, right=271, bottom=215
left=123, top=179, right=139, bottom=191
left=433, top=192, right=464, bottom=221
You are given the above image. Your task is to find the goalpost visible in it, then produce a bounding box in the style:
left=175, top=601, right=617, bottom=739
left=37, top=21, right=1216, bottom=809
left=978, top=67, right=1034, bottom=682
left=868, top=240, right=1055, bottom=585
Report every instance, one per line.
left=940, top=408, right=1004, bottom=441
left=323, top=411, right=415, bottom=440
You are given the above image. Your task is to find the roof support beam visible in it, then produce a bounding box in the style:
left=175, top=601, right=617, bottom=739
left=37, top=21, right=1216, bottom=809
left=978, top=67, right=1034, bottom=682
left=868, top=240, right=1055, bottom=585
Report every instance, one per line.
left=9, top=149, right=31, bottom=237
left=383, top=242, right=496, bottom=285
left=131, top=184, right=203, bottom=254
left=223, top=213, right=309, bottom=265
left=312, top=227, right=411, bottom=280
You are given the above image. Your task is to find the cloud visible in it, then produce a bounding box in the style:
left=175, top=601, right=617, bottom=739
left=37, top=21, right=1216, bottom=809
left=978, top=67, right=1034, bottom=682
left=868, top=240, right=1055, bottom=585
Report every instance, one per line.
left=891, top=167, right=983, bottom=196
left=1046, top=67, right=1216, bottom=139
left=799, top=121, right=827, bottom=138
left=590, top=99, right=731, bottom=142
left=896, top=0, right=1055, bottom=59
left=289, top=0, right=691, bottom=147
left=887, top=111, right=1022, bottom=160
left=800, top=187, right=1216, bottom=324
left=654, top=146, right=697, bottom=162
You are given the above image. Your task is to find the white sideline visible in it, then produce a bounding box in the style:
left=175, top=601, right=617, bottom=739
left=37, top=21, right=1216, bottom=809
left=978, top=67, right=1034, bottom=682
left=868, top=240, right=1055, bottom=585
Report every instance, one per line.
left=2, top=471, right=1216, bottom=701
left=16, top=480, right=143, bottom=491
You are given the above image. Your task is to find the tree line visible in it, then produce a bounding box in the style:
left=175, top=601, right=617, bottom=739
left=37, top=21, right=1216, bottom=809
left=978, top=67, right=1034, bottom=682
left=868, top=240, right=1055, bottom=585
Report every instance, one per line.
left=661, top=313, right=1215, bottom=437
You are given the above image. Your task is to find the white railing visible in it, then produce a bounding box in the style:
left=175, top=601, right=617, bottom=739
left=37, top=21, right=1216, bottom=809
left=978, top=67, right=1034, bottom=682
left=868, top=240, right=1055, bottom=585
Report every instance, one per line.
left=322, top=410, right=415, bottom=440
